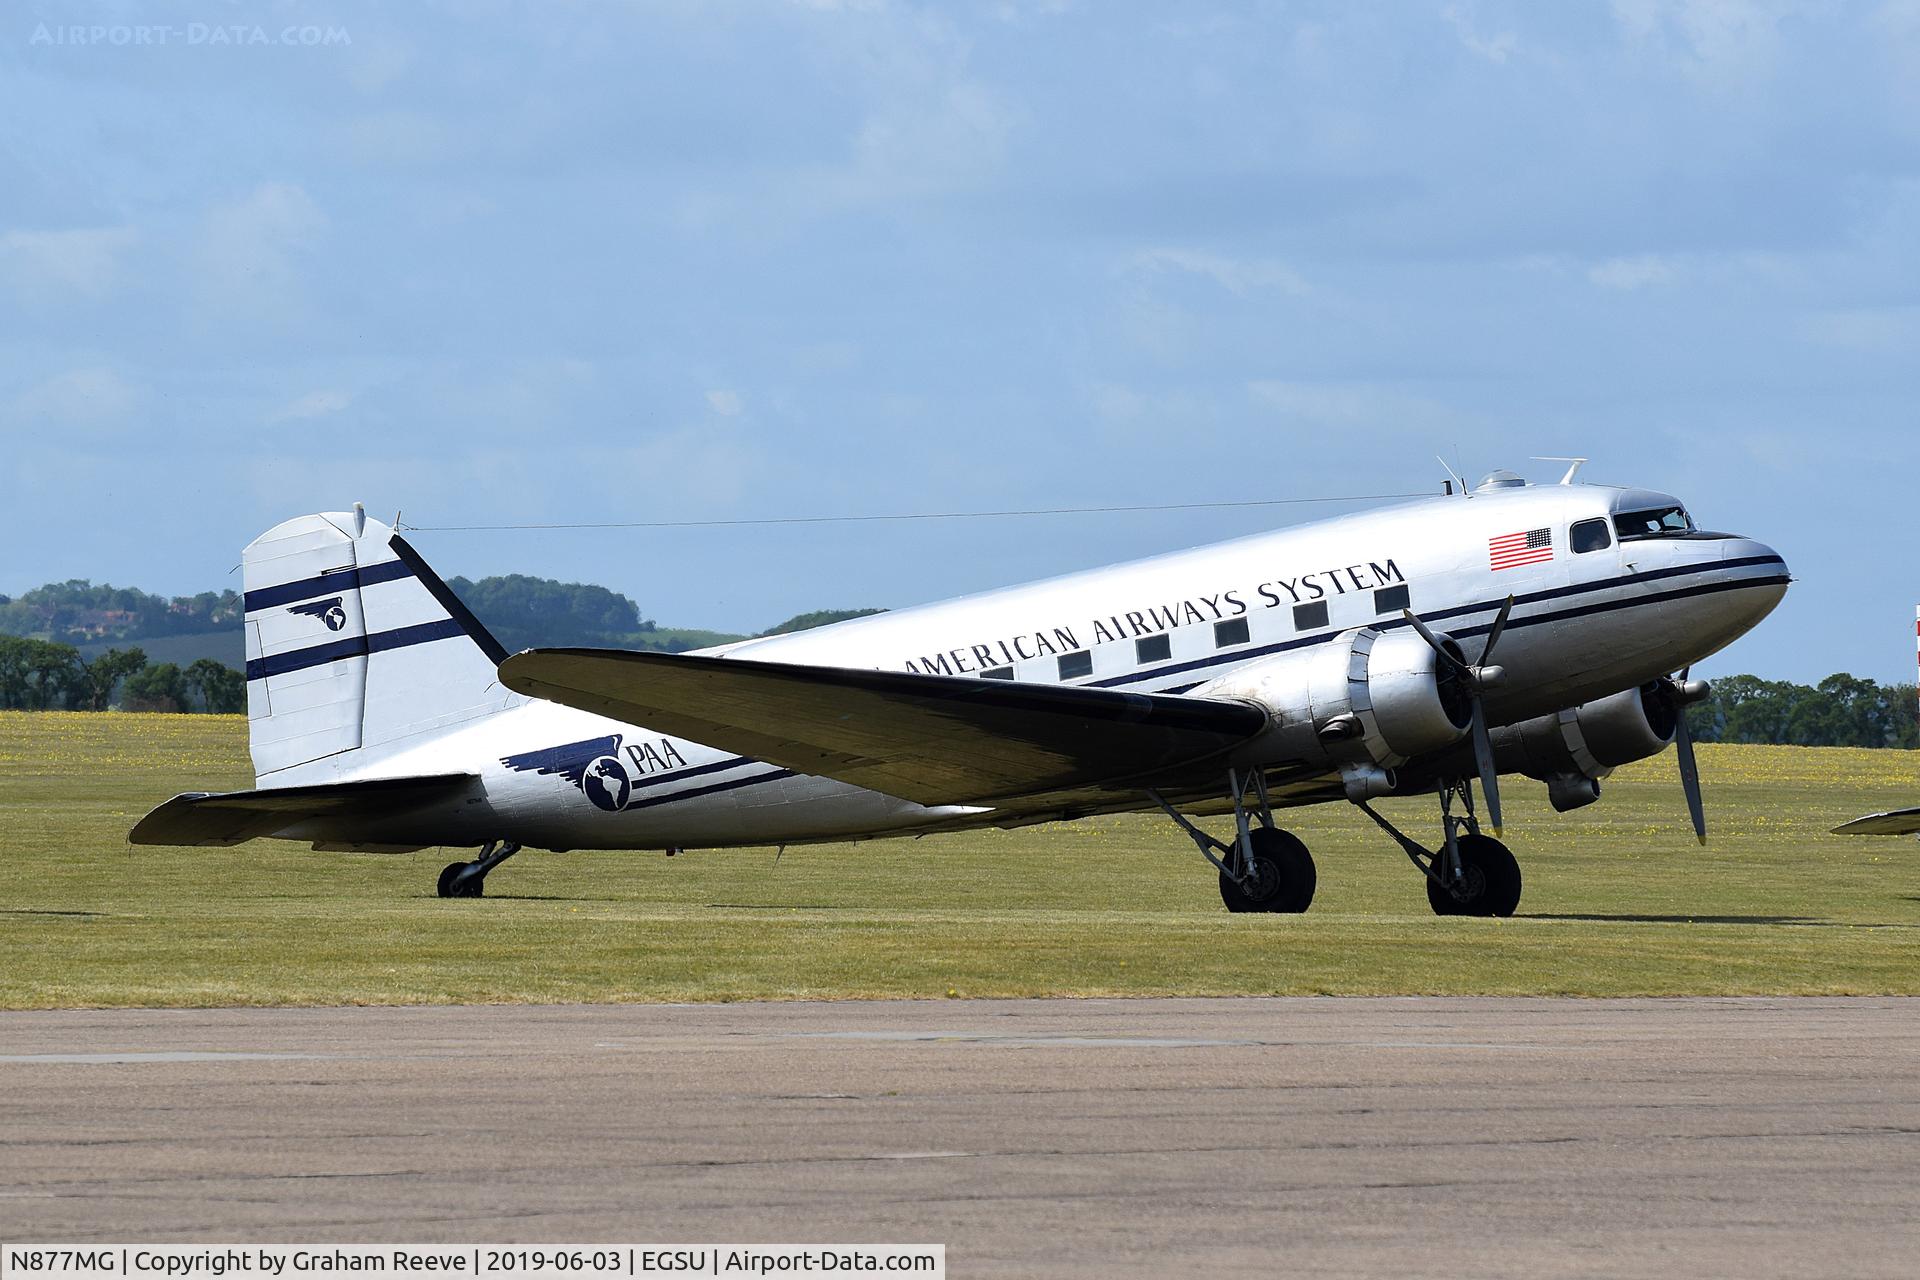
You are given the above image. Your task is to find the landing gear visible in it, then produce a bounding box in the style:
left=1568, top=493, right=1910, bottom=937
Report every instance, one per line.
left=436, top=840, right=521, bottom=898
left=1151, top=770, right=1317, bottom=914
left=1425, top=834, right=1521, bottom=917
left=1357, top=781, right=1523, bottom=917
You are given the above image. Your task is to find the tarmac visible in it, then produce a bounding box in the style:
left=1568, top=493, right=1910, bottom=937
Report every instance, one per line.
left=2, top=997, right=1916, bottom=1278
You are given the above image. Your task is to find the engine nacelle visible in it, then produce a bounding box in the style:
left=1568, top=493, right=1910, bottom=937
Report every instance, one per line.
left=1193, top=628, right=1472, bottom=797
left=1492, top=683, right=1681, bottom=811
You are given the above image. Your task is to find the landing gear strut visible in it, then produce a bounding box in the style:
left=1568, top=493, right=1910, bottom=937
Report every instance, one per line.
left=1356, top=782, right=1521, bottom=917
left=1150, top=770, right=1316, bottom=913
left=437, top=840, right=521, bottom=898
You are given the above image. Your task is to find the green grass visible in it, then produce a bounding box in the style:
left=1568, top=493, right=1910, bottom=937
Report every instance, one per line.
left=2, top=710, right=1917, bottom=1007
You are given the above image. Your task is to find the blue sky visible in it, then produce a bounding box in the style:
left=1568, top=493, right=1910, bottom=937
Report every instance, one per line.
left=2, top=1, right=1916, bottom=682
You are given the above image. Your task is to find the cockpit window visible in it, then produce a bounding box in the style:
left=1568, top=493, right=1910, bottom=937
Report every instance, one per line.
left=1614, top=506, right=1694, bottom=540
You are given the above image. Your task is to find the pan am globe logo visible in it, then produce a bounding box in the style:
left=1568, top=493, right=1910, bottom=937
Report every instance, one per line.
left=500, top=734, right=640, bottom=814
left=288, top=596, right=348, bottom=631
left=580, top=755, right=632, bottom=812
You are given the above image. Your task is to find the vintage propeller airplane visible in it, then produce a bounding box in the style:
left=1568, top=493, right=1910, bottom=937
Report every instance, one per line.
left=132, top=466, right=1790, bottom=916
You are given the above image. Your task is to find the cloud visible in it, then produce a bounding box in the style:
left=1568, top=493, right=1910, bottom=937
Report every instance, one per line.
left=0, top=227, right=138, bottom=299
left=1441, top=4, right=1520, bottom=63
left=1587, top=254, right=1680, bottom=289
left=1245, top=379, right=1478, bottom=434
left=7, top=367, right=139, bottom=428
left=1610, top=0, right=1803, bottom=84
left=705, top=389, right=744, bottom=416
left=1121, top=248, right=1310, bottom=297
left=194, top=183, right=327, bottom=319
left=270, top=390, right=353, bottom=423
left=1799, top=306, right=1920, bottom=352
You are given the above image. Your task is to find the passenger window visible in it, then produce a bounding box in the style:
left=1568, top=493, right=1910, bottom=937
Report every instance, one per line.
left=1135, top=634, right=1172, bottom=664
left=1293, top=601, right=1329, bottom=631
left=1571, top=518, right=1613, bottom=554
left=1374, top=584, right=1410, bottom=614
left=1057, top=650, right=1093, bottom=680
left=1213, top=618, right=1250, bottom=648
left=980, top=666, right=1013, bottom=680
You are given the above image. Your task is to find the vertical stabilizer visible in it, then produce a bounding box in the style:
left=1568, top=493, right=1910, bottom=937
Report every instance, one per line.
left=242, top=512, right=517, bottom=783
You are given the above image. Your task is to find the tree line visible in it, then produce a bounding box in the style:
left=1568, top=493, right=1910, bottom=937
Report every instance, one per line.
left=0, top=637, right=244, bottom=713
left=1687, top=674, right=1919, bottom=749
left=0, top=581, right=241, bottom=645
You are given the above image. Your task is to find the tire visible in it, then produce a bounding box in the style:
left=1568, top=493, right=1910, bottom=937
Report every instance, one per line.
left=1426, top=834, right=1522, bottom=918
left=1219, top=828, right=1317, bottom=914
left=437, top=862, right=465, bottom=899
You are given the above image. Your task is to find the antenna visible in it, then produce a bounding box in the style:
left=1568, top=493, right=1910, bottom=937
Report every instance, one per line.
left=352, top=501, right=366, bottom=537
left=1534, top=456, right=1589, bottom=486
left=1436, top=456, right=1468, bottom=497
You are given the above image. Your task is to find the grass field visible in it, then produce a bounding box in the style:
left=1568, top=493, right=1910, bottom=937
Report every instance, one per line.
left=2, top=710, right=1917, bottom=1007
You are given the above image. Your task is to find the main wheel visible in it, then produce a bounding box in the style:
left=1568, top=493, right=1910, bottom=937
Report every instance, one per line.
left=437, top=862, right=464, bottom=898
left=1219, top=828, right=1316, bottom=914
left=1426, top=833, right=1522, bottom=918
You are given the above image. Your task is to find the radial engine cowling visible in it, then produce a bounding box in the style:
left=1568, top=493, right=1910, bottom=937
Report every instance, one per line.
left=1491, top=683, right=1682, bottom=811
left=1191, top=628, right=1473, bottom=799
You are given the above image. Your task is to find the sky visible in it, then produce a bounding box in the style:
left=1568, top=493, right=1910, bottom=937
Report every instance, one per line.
left=2, top=0, right=1916, bottom=683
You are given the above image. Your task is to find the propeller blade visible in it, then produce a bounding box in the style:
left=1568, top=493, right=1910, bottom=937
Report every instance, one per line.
left=1402, top=608, right=1470, bottom=675
left=1481, top=595, right=1515, bottom=665
left=1401, top=606, right=1445, bottom=654
left=1674, top=681, right=1707, bottom=846
left=1470, top=698, right=1503, bottom=836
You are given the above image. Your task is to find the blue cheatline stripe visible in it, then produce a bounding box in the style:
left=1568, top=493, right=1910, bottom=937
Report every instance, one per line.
left=245, top=618, right=467, bottom=681
left=1087, top=557, right=1787, bottom=691
left=633, top=754, right=757, bottom=788
left=243, top=558, right=414, bottom=612
left=626, top=767, right=798, bottom=811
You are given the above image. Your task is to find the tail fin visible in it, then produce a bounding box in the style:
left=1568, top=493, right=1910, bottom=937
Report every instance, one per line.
left=242, top=507, right=516, bottom=783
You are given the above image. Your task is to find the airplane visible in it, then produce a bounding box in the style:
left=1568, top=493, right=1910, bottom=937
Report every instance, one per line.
left=131, top=467, right=1791, bottom=917
left=1831, top=606, right=1920, bottom=838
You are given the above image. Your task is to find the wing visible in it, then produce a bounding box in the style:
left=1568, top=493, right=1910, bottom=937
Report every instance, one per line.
left=130, top=773, right=477, bottom=847
left=1831, top=807, right=1920, bottom=836
left=496, top=648, right=1267, bottom=806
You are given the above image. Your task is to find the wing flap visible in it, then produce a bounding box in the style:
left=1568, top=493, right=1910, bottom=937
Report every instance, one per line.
left=497, top=648, right=1266, bottom=806
left=130, top=773, right=477, bottom=847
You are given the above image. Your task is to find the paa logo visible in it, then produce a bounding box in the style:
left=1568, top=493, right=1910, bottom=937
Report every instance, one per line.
left=289, top=596, right=348, bottom=632
left=501, top=735, right=633, bottom=812
left=580, top=756, right=631, bottom=812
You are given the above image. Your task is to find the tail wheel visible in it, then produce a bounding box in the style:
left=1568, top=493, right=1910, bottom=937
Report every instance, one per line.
left=1427, top=833, right=1521, bottom=918
left=1220, top=828, right=1316, bottom=914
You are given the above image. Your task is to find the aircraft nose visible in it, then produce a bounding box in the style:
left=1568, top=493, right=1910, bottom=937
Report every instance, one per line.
left=1724, top=535, right=1788, bottom=578
left=1718, top=534, right=1791, bottom=622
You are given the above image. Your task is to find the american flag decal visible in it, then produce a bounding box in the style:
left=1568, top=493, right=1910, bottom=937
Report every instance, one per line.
left=1490, top=527, right=1554, bottom=571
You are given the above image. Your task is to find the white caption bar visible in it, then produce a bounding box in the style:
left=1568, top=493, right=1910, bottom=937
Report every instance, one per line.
left=1, top=1248, right=943, bottom=1280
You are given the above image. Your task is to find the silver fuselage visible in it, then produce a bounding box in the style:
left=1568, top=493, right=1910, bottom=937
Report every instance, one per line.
left=301, top=481, right=1789, bottom=850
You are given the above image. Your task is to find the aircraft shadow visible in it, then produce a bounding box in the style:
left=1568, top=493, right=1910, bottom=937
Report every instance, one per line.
left=0, top=908, right=109, bottom=917
left=443, top=894, right=627, bottom=903
left=1526, top=912, right=1911, bottom=928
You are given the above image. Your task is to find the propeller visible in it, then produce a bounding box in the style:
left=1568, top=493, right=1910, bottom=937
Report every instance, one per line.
left=1404, top=596, right=1514, bottom=834
left=1670, top=667, right=1709, bottom=845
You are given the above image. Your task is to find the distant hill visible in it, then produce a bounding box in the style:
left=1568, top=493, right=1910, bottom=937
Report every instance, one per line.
left=0, top=577, right=883, bottom=670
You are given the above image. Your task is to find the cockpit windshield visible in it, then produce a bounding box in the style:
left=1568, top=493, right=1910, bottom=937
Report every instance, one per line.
left=1614, top=506, right=1694, bottom=540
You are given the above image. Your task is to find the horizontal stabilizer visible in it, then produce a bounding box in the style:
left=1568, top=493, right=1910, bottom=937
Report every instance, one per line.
left=1831, top=807, right=1920, bottom=836
left=497, top=648, right=1267, bottom=806
left=130, top=773, right=477, bottom=847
